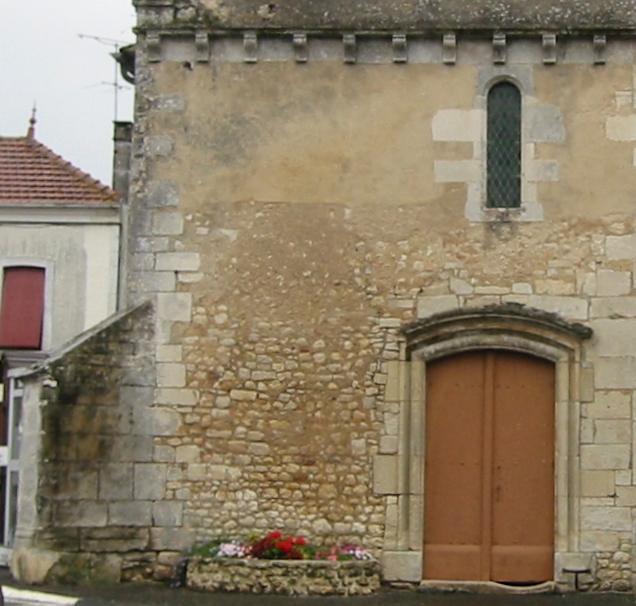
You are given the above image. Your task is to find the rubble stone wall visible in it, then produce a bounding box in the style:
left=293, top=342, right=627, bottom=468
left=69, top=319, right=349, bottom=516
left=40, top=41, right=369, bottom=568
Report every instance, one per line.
left=186, top=558, right=381, bottom=595
left=121, top=29, right=636, bottom=587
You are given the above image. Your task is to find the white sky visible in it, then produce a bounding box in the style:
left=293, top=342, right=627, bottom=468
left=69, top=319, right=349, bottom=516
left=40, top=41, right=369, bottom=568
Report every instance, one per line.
left=1, top=1, right=137, bottom=186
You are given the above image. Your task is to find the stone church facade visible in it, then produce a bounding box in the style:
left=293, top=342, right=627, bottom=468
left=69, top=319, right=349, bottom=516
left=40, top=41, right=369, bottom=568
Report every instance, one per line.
left=9, top=0, right=636, bottom=592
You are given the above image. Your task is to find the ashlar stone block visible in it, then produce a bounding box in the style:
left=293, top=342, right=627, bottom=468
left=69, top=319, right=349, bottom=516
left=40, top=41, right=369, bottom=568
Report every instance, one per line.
left=157, top=293, right=192, bottom=322
left=153, top=501, right=183, bottom=527
left=152, top=94, right=185, bottom=113
left=581, top=470, right=615, bottom=497
left=134, top=271, right=176, bottom=293
left=155, top=252, right=200, bottom=272
left=596, top=270, right=631, bottom=297
left=581, top=444, right=630, bottom=470
left=373, top=455, right=398, bottom=494
left=150, top=528, right=195, bottom=551
left=526, top=105, right=565, bottom=143
left=145, top=135, right=174, bottom=157
left=146, top=180, right=179, bottom=208
left=589, top=319, right=636, bottom=356
left=55, top=501, right=108, bottom=528
left=580, top=531, right=619, bottom=552
left=606, top=234, right=636, bottom=260
left=175, top=444, right=200, bottom=463
left=157, top=363, right=186, bottom=388
left=120, top=385, right=154, bottom=409
left=99, top=463, right=133, bottom=500
left=590, top=297, right=636, bottom=318
left=145, top=409, right=180, bottom=437
left=155, top=388, right=197, bottom=407
left=382, top=551, right=422, bottom=582
left=526, top=295, right=588, bottom=320
left=580, top=366, right=594, bottom=403
left=595, top=357, right=636, bottom=389
left=108, top=501, right=152, bottom=526
left=134, top=464, right=167, bottom=500
left=615, top=486, right=636, bottom=506
left=431, top=109, right=482, bottom=142
left=580, top=506, right=631, bottom=531
left=152, top=212, right=184, bottom=236
left=606, top=115, right=636, bottom=141
left=585, top=391, right=631, bottom=418
left=594, top=420, right=631, bottom=444
left=81, top=527, right=150, bottom=553
left=110, top=435, right=153, bottom=463
left=417, top=295, right=458, bottom=318
left=157, top=345, right=183, bottom=362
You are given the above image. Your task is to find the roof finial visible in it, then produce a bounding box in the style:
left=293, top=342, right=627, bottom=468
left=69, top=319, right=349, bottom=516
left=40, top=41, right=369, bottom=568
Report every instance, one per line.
left=27, top=104, right=37, bottom=139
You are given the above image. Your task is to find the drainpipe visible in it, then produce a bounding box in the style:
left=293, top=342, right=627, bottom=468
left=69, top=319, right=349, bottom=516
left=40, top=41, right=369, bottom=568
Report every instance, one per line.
left=113, top=121, right=133, bottom=311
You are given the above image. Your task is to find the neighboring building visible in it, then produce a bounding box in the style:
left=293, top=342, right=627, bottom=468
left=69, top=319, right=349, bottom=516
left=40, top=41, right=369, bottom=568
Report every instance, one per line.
left=0, top=116, right=120, bottom=554
left=10, top=0, right=636, bottom=592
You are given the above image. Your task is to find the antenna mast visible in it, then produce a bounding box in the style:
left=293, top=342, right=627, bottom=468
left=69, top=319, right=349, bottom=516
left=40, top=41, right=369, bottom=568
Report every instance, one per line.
left=78, top=34, right=130, bottom=121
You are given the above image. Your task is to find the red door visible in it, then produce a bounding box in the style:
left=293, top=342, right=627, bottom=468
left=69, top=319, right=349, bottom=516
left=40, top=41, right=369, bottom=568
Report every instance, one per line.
left=423, top=350, right=555, bottom=583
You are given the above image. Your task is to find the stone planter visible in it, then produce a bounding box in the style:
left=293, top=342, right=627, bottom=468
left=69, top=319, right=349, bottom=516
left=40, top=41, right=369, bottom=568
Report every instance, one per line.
left=186, top=557, right=381, bottom=596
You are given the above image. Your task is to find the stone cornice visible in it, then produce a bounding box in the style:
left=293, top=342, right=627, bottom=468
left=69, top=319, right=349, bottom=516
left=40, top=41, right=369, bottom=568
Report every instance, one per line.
left=133, top=0, right=636, bottom=33
left=0, top=204, right=120, bottom=225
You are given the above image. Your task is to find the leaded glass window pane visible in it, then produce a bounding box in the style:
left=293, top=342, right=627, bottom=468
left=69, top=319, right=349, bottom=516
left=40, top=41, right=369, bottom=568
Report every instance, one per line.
left=487, top=82, right=521, bottom=208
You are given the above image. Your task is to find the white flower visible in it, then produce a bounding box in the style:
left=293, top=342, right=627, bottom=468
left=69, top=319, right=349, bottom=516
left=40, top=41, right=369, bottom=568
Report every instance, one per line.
left=217, top=541, right=249, bottom=558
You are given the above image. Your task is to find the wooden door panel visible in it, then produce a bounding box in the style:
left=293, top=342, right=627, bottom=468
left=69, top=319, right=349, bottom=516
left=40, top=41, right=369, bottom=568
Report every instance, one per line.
left=423, top=349, right=555, bottom=584
left=491, top=352, right=555, bottom=583
left=424, top=545, right=481, bottom=581
left=424, top=351, right=485, bottom=580
left=491, top=545, right=555, bottom=584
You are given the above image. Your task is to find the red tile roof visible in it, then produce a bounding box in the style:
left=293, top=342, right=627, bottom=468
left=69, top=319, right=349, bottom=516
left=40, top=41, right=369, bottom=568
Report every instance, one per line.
left=0, top=135, right=118, bottom=205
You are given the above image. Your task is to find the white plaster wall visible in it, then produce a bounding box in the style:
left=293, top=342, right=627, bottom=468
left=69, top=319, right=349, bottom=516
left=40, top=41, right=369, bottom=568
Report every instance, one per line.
left=0, top=224, right=120, bottom=350
left=83, top=225, right=120, bottom=332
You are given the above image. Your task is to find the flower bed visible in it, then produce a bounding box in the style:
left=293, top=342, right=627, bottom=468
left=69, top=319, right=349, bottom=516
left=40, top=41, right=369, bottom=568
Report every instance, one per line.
left=179, top=532, right=381, bottom=596
left=186, top=558, right=381, bottom=595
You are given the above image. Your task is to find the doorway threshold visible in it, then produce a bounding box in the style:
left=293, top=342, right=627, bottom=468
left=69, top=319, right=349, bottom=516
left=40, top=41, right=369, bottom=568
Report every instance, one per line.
left=418, top=580, right=556, bottom=594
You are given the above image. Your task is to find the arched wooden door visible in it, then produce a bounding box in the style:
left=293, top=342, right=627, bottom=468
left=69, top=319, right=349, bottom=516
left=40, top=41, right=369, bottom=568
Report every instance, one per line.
left=423, top=349, right=555, bottom=584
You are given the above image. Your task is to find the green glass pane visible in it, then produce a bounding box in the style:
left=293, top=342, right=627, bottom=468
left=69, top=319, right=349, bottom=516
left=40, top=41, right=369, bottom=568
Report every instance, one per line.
left=487, top=83, right=521, bottom=208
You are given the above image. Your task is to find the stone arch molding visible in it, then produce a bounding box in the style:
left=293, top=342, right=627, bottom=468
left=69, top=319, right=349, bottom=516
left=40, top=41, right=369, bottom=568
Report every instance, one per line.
left=377, top=304, right=592, bottom=587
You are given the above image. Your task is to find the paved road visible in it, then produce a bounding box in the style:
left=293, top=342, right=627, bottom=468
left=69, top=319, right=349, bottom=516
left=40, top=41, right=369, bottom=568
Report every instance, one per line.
left=0, top=568, right=633, bottom=606
left=2, top=586, right=636, bottom=606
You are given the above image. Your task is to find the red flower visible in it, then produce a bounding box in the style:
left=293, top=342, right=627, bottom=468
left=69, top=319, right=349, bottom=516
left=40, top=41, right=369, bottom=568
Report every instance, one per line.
left=277, top=540, right=294, bottom=553
left=269, top=531, right=282, bottom=540
left=294, top=537, right=307, bottom=546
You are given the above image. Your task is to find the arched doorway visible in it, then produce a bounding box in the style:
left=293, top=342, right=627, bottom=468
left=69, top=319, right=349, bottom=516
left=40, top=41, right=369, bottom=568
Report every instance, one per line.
left=375, top=305, right=593, bottom=586
left=423, top=349, right=555, bottom=583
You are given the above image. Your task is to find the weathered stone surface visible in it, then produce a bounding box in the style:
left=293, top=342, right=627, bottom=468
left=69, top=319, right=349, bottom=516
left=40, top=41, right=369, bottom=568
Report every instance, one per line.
left=581, top=471, right=615, bottom=498
left=580, top=507, right=631, bottom=531
left=134, top=0, right=636, bottom=32
left=134, top=464, right=167, bottom=500
left=153, top=501, right=183, bottom=527
left=108, top=501, right=153, bottom=526
left=581, top=445, right=630, bottom=470
left=81, top=527, right=150, bottom=553
left=99, top=464, right=134, bottom=500
left=186, top=558, right=380, bottom=596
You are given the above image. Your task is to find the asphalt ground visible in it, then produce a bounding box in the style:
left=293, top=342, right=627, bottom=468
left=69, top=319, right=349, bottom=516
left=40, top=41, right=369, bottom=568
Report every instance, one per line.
left=0, top=570, right=632, bottom=606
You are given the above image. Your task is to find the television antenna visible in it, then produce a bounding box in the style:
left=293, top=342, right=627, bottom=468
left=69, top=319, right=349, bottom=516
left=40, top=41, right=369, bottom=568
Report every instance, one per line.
left=78, top=34, right=132, bottom=121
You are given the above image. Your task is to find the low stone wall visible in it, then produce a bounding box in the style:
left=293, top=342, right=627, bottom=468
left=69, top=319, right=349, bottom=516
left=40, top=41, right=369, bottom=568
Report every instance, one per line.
left=186, top=558, right=381, bottom=595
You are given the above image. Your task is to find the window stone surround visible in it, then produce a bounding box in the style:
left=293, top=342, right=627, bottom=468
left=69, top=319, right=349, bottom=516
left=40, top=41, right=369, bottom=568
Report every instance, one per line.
left=433, top=65, right=564, bottom=223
